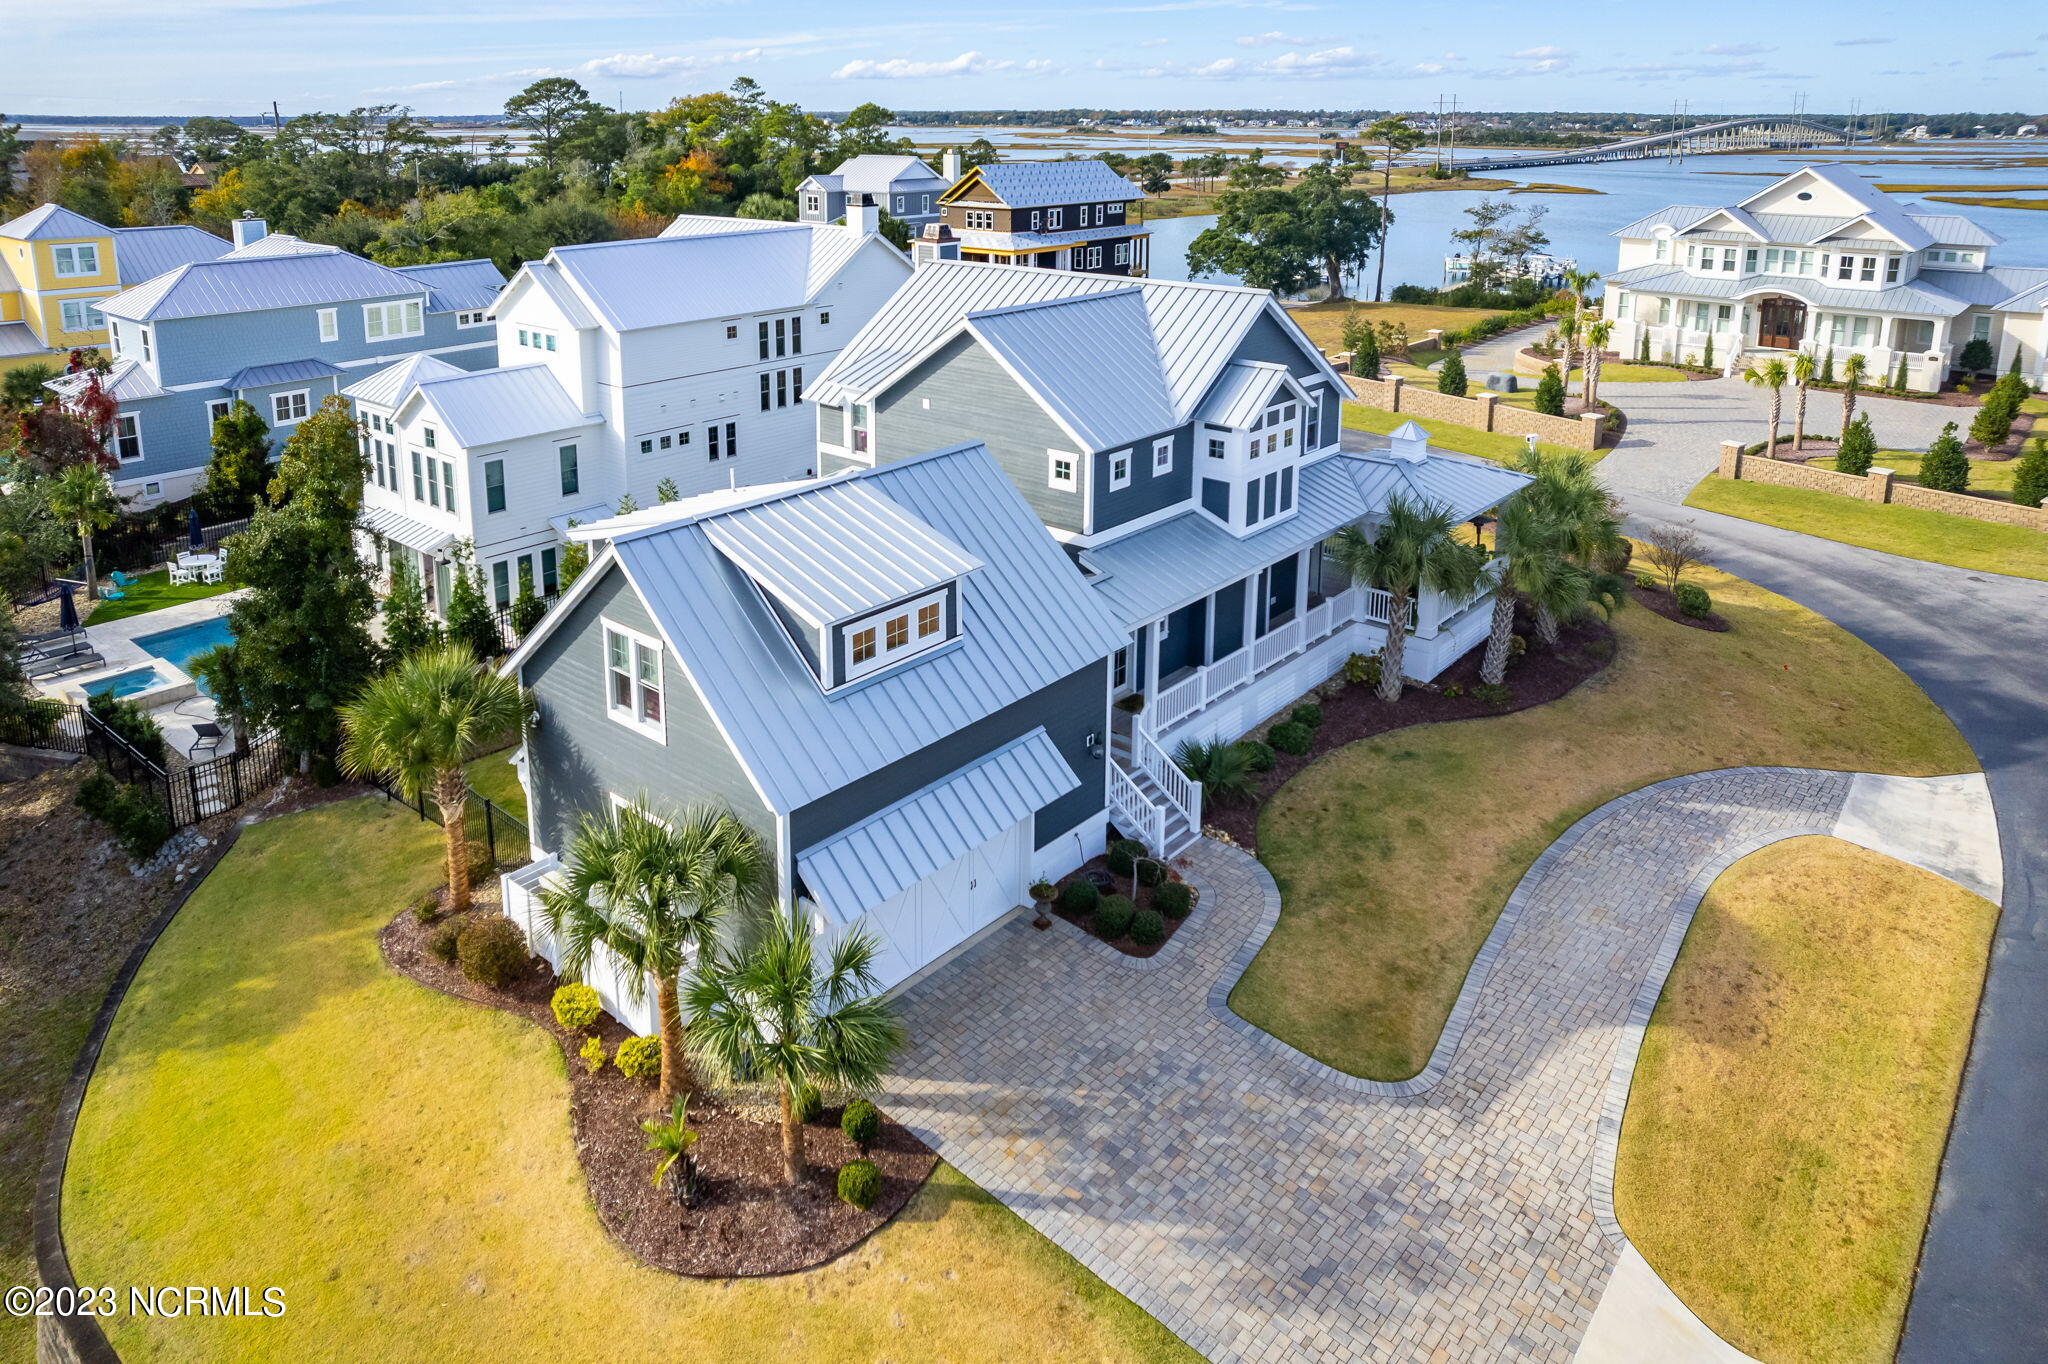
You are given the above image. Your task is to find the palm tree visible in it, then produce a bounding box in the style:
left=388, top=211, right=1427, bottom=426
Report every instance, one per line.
left=1745, top=359, right=1790, bottom=456
left=541, top=801, right=774, bottom=1106
left=1555, top=314, right=1580, bottom=400
left=339, top=643, right=530, bottom=915
left=686, top=911, right=905, bottom=1186
left=1790, top=350, right=1817, bottom=453
left=46, top=463, right=121, bottom=601
left=640, top=1093, right=700, bottom=1205
left=1583, top=319, right=1613, bottom=409
left=1841, top=352, right=1869, bottom=437
left=1504, top=448, right=1627, bottom=647
left=1481, top=499, right=1590, bottom=683
left=1563, top=268, right=1601, bottom=383
left=1324, top=496, right=1485, bottom=703
left=1364, top=115, right=1424, bottom=302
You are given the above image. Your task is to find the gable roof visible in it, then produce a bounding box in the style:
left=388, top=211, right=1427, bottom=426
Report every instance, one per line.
left=943, top=160, right=1141, bottom=209
left=811, top=154, right=948, bottom=194
left=96, top=248, right=428, bottom=322
left=46, top=357, right=166, bottom=402
left=1617, top=166, right=2004, bottom=254
left=396, top=258, right=505, bottom=313
left=0, top=203, right=109, bottom=242
left=221, top=232, right=334, bottom=259
left=342, top=353, right=467, bottom=408
left=515, top=442, right=1128, bottom=813
left=1195, top=359, right=1309, bottom=429
left=111, top=225, right=230, bottom=284
left=808, top=259, right=1342, bottom=448
left=397, top=364, right=597, bottom=448
left=225, top=357, right=343, bottom=390
left=527, top=219, right=900, bottom=333
left=1605, top=262, right=1971, bottom=316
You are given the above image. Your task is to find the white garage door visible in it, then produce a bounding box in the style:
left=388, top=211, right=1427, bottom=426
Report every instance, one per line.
left=862, top=816, right=1029, bottom=991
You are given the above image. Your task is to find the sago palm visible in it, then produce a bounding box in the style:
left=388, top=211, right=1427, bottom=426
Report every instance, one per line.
left=686, top=911, right=905, bottom=1186
left=339, top=643, right=530, bottom=915
left=541, top=801, right=773, bottom=1106
left=46, top=463, right=122, bottom=601
left=1745, top=359, right=1790, bottom=456
left=1325, top=496, right=1485, bottom=703
left=1841, top=352, right=1868, bottom=437
left=1790, top=351, right=1816, bottom=453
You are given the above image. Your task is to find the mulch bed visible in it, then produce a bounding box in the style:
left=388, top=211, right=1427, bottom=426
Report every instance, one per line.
left=1047, top=853, right=1198, bottom=958
left=1201, top=610, right=1617, bottom=851
left=379, top=900, right=936, bottom=1278
left=1630, top=582, right=1730, bottom=632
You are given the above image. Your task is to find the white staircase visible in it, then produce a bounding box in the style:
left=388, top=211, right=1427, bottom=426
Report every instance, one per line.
left=1108, top=720, right=1201, bottom=856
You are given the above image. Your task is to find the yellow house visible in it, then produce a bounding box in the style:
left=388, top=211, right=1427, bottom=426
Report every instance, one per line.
left=0, top=204, right=229, bottom=374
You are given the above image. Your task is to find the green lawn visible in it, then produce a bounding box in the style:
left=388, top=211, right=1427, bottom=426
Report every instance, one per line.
left=1342, top=401, right=1598, bottom=465
left=464, top=747, right=525, bottom=820
left=1619, top=837, right=1996, bottom=1364
left=1287, top=299, right=1505, bottom=359
left=86, top=570, right=233, bottom=624
left=1815, top=448, right=2024, bottom=500
left=1231, top=560, right=1976, bottom=1080
left=1686, top=474, right=2048, bottom=582
left=62, top=799, right=1195, bottom=1363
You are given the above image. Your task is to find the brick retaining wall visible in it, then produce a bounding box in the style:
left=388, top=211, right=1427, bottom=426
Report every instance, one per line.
left=1344, top=374, right=1605, bottom=451
left=1716, top=441, right=2048, bottom=531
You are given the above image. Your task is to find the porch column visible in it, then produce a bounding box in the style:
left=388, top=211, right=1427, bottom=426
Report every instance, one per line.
left=1142, top=618, right=1162, bottom=733
left=1243, top=571, right=1259, bottom=644
left=1291, top=548, right=1309, bottom=620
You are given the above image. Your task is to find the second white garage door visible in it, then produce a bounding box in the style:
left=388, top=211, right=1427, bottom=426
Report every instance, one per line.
left=860, top=816, right=1030, bottom=991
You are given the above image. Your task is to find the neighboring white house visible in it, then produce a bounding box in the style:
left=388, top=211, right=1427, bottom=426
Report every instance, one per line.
left=1606, top=163, right=2048, bottom=390
left=346, top=209, right=913, bottom=614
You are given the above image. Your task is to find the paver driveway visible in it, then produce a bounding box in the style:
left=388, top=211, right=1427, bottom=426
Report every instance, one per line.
left=880, top=768, right=1990, bottom=1363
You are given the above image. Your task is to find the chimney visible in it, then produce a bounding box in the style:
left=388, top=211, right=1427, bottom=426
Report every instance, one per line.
left=942, top=147, right=963, bottom=182
left=849, top=193, right=880, bottom=238
left=912, top=222, right=962, bottom=269
left=231, top=213, right=268, bottom=249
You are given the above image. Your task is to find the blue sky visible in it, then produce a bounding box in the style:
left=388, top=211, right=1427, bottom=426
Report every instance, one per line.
left=5, top=0, right=2044, bottom=117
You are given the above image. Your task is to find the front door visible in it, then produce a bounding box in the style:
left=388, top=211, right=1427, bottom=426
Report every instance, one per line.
left=1757, top=296, right=1806, bottom=350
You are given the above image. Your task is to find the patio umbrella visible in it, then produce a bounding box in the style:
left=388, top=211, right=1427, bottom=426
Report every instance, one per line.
left=57, top=584, right=78, bottom=632
left=187, top=505, right=204, bottom=552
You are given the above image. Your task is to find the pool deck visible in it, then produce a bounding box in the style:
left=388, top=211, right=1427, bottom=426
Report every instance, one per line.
left=39, top=593, right=244, bottom=760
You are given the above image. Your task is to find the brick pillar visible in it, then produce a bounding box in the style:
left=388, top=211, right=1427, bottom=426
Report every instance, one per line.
left=1387, top=374, right=1405, bottom=413
left=1718, top=439, right=1745, bottom=480
left=1424, top=329, right=1444, bottom=352
left=1867, top=467, right=1895, bottom=504
left=1477, top=391, right=1500, bottom=432
left=1580, top=411, right=1606, bottom=450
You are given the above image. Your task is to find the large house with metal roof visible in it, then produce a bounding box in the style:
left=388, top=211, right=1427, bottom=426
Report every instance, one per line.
left=1607, top=163, right=2038, bottom=390
left=48, top=217, right=502, bottom=507
left=344, top=208, right=911, bottom=617
left=935, top=159, right=1150, bottom=276
left=497, top=441, right=1129, bottom=1011
left=809, top=259, right=1528, bottom=854
left=0, top=203, right=229, bottom=372
left=798, top=151, right=959, bottom=232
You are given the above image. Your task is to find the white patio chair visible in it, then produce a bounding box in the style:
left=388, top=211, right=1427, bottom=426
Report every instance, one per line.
left=169, top=565, right=195, bottom=585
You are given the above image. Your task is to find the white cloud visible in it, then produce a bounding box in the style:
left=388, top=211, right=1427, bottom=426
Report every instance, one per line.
left=1140, top=36, right=1171, bottom=47
left=831, top=50, right=1055, bottom=78
left=1234, top=29, right=1310, bottom=46
left=1510, top=45, right=1570, bottom=60
left=372, top=48, right=767, bottom=93
left=1700, top=42, right=1772, bottom=56
left=1260, top=44, right=1377, bottom=74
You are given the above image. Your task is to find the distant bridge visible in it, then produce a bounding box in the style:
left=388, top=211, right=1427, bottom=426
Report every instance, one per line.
left=1449, top=117, right=1857, bottom=173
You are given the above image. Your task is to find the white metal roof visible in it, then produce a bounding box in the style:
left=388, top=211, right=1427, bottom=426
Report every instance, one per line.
left=111, top=225, right=229, bottom=284
left=952, top=160, right=1142, bottom=210
left=964, top=290, right=1178, bottom=449
left=0, top=203, right=107, bottom=241
left=548, top=442, right=1128, bottom=813
left=808, top=154, right=949, bottom=196
left=397, top=258, right=505, bottom=313
left=222, top=232, right=336, bottom=259
left=1195, top=360, right=1306, bottom=429
left=342, top=353, right=467, bottom=408
left=46, top=358, right=165, bottom=401
left=797, top=727, right=1078, bottom=918
left=1606, top=263, right=1971, bottom=316
left=0, top=322, right=42, bottom=359
left=360, top=504, right=457, bottom=554
left=225, top=358, right=343, bottom=390
left=400, top=364, right=598, bottom=448
left=97, top=250, right=427, bottom=322
left=701, top=480, right=981, bottom=627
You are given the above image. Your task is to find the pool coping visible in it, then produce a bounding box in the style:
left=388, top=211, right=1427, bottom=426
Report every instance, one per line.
left=41, top=593, right=241, bottom=710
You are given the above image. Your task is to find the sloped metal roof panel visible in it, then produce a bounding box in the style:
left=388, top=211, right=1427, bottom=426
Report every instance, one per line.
left=222, top=233, right=336, bottom=259
left=0, top=203, right=107, bottom=241
left=397, top=258, right=505, bottom=313
left=0, top=322, right=42, bottom=358
left=225, top=357, right=343, bottom=390
left=824, top=154, right=949, bottom=195
left=1605, top=264, right=1970, bottom=316
left=1339, top=449, right=1533, bottom=526
left=962, top=160, right=1142, bottom=209
left=1194, top=360, right=1299, bottom=429
left=360, top=504, right=456, bottom=554
left=410, top=364, right=596, bottom=448
left=701, top=481, right=981, bottom=626
left=1908, top=214, right=2003, bottom=248
left=965, top=290, right=1177, bottom=449
left=98, top=251, right=427, bottom=321
left=1610, top=205, right=1717, bottom=238
left=342, top=353, right=467, bottom=408
left=606, top=442, right=1127, bottom=812
left=46, top=358, right=165, bottom=401
left=552, top=221, right=887, bottom=332
left=111, top=225, right=229, bottom=284
left=797, top=728, right=1077, bottom=917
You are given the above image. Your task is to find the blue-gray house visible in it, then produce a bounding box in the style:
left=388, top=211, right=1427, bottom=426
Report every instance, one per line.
left=55, top=221, right=503, bottom=507
left=498, top=440, right=1129, bottom=1017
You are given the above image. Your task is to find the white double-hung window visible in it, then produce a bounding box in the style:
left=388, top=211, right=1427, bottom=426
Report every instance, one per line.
left=363, top=298, right=424, bottom=340
left=603, top=622, right=665, bottom=738
left=58, top=298, right=104, bottom=333
left=1152, top=438, right=1173, bottom=474
left=271, top=390, right=310, bottom=424
left=51, top=243, right=99, bottom=277
left=317, top=308, right=338, bottom=342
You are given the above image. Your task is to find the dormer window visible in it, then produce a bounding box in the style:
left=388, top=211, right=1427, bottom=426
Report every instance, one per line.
left=51, top=243, right=99, bottom=277
left=843, top=588, right=950, bottom=682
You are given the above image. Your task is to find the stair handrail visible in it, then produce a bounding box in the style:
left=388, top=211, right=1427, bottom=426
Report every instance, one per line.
left=1107, top=757, right=1165, bottom=854
left=1133, top=726, right=1201, bottom=841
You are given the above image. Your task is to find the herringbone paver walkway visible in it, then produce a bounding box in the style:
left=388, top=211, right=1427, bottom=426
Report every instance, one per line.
left=881, top=768, right=1860, bottom=1363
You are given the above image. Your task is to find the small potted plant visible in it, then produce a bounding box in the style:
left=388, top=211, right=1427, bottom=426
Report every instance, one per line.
left=1029, top=880, right=1057, bottom=930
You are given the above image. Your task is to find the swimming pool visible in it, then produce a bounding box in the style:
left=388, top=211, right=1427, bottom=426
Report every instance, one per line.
left=83, top=666, right=170, bottom=700
left=134, top=616, right=235, bottom=696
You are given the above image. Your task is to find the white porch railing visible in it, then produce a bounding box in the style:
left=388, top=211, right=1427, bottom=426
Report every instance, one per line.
left=1134, top=726, right=1201, bottom=840
left=1145, top=585, right=1382, bottom=739
left=1253, top=616, right=1305, bottom=672
left=1108, top=758, right=1165, bottom=854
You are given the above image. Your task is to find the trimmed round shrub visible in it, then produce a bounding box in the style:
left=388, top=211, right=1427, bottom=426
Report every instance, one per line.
left=794, top=1082, right=823, bottom=1124
left=1633, top=572, right=1658, bottom=592
left=614, top=1034, right=662, bottom=1081
left=1129, top=908, right=1166, bottom=946
left=1135, top=858, right=1166, bottom=888
left=841, top=1098, right=881, bottom=1150
left=426, top=922, right=460, bottom=965
left=1268, top=721, right=1313, bottom=756
left=1153, top=880, right=1194, bottom=920
left=1289, top=702, right=1323, bottom=729
left=1674, top=582, right=1713, bottom=619
left=1094, top=894, right=1136, bottom=939
left=550, top=983, right=602, bottom=1031
left=1105, top=839, right=1145, bottom=877
left=456, top=915, right=529, bottom=988
left=1058, top=879, right=1100, bottom=915
left=1240, top=739, right=1276, bottom=772
left=837, top=1158, right=881, bottom=1210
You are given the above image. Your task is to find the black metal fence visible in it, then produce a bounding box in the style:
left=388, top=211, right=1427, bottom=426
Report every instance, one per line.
left=153, top=516, right=249, bottom=568
left=1, top=700, right=288, bottom=830
left=485, top=590, right=562, bottom=657
left=375, top=776, right=532, bottom=873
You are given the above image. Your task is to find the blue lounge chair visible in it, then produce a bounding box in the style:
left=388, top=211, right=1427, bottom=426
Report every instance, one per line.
left=109, top=569, right=139, bottom=588
left=100, top=586, right=124, bottom=601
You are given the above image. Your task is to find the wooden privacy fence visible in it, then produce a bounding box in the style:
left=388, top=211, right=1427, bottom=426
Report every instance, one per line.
left=1344, top=374, right=1608, bottom=451
left=1716, top=441, right=2048, bottom=532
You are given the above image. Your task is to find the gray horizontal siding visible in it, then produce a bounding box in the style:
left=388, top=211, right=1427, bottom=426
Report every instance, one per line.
left=1091, top=422, right=1193, bottom=533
